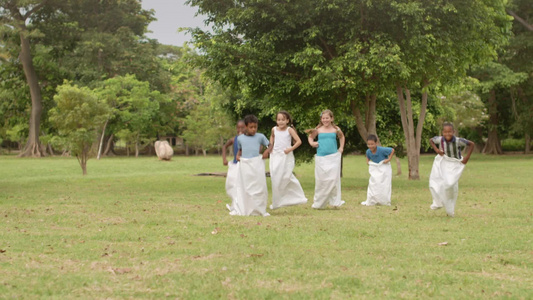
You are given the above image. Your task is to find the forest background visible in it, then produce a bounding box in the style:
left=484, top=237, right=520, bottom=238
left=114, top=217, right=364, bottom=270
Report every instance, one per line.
left=1, top=0, right=532, bottom=178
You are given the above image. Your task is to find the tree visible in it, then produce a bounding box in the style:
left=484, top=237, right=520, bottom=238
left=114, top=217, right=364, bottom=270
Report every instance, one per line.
left=1, top=0, right=158, bottom=158
left=49, top=83, right=109, bottom=175
left=435, top=79, right=488, bottom=151
left=188, top=0, right=512, bottom=179
left=188, top=0, right=405, bottom=141
left=1, top=0, right=49, bottom=157
left=471, top=62, right=527, bottom=154
left=378, top=0, right=511, bottom=178
left=95, top=75, right=165, bottom=157
left=506, top=0, right=533, bottom=153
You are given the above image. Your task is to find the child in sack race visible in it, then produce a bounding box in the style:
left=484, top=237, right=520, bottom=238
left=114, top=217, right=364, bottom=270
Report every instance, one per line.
left=428, top=122, right=475, bottom=217
left=361, top=134, right=395, bottom=206
left=266, top=111, right=307, bottom=210
left=307, top=109, right=345, bottom=209
left=231, top=115, right=271, bottom=216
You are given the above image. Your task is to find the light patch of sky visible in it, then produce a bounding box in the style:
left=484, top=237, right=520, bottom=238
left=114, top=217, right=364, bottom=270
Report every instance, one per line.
left=140, top=0, right=211, bottom=46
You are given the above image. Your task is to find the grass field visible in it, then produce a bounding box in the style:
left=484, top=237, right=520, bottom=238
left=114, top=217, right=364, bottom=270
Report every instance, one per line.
left=0, top=154, right=532, bottom=299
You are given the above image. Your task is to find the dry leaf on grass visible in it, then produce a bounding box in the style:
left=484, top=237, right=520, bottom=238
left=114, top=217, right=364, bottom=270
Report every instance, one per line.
left=108, top=267, right=132, bottom=275
left=248, top=253, right=264, bottom=258
left=438, top=242, right=449, bottom=246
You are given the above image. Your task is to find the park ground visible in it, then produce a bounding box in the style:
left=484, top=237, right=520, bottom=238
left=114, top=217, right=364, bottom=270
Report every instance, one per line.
left=0, top=154, right=532, bottom=299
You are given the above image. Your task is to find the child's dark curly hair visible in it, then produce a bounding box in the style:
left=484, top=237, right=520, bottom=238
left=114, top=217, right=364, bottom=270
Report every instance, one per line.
left=244, top=114, right=258, bottom=125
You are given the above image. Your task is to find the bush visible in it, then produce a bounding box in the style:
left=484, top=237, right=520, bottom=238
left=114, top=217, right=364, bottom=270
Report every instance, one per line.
left=501, top=139, right=526, bottom=152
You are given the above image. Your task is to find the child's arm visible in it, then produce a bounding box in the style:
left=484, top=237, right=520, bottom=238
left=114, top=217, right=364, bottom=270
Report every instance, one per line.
left=285, top=127, right=302, bottom=154
left=383, top=148, right=395, bottom=164
left=266, top=127, right=275, bottom=156
left=262, top=135, right=270, bottom=159
left=222, top=138, right=234, bottom=165
left=336, top=127, right=345, bottom=153
left=461, top=140, right=475, bottom=164
left=308, top=130, right=319, bottom=148
left=430, top=138, right=444, bottom=156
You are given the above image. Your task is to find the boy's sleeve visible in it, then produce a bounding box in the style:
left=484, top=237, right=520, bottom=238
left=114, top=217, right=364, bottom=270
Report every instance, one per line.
left=262, top=134, right=269, bottom=146
left=431, top=136, right=441, bottom=146
left=458, top=138, right=470, bottom=148
left=365, top=149, right=371, bottom=159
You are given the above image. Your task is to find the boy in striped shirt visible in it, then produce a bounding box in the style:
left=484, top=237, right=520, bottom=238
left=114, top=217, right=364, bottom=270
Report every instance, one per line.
left=428, top=122, right=475, bottom=216
left=429, top=123, right=474, bottom=164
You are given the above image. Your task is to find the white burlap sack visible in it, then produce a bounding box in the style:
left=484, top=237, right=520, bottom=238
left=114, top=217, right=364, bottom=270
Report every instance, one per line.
left=231, top=156, right=270, bottom=216
left=225, top=161, right=239, bottom=213
left=312, top=152, right=345, bottom=209
left=362, top=161, right=392, bottom=206
left=429, top=155, right=465, bottom=216
left=269, top=150, right=307, bottom=209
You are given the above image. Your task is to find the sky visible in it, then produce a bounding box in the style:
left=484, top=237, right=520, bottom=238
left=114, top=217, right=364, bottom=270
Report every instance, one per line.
left=140, top=0, right=210, bottom=46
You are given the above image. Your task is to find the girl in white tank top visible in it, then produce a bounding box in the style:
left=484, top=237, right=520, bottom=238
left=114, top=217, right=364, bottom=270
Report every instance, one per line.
left=273, top=127, right=292, bottom=152
left=265, top=111, right=308, bottom=210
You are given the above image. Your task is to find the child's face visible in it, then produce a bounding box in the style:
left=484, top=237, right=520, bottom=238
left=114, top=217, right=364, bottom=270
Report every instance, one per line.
left=245, top=122, right=258, bottom=136
left=320, top=114, right=333, bottom=127
left=442, top=125, right=454, bottom=141
left=236, top=122, right=245, bottom=135
left=367, top=140, right=377, bottom=152
left=276, top=114, right=289, bottom=128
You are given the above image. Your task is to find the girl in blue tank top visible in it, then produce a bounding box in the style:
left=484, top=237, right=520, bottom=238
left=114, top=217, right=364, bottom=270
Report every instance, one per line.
left=307, top=110, right=345, bottom=156
left=306, top=109, right=346, bottom=209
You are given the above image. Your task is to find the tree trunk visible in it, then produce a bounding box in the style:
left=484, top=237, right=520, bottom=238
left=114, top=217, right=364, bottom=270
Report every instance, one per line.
left=47, top=143, right=54, bottom=157
left=396, top=82, right=429, bottom=180
left=17, top=32, right=44, bottom=157
left=135, top=139, right=139, bottom=157
left=81, top=161, right=87, bottom=175
left=97, top=119, right=109, bottom=160
left=350, top=93, right=377, bottom=140
left=395, top=156, right=402, bottom=176
left=185, top=144, right=189, bottom=156
left=77, top=151, right=88, bottom=176
left=126, top=143, right=130, bottom=156
left=507, top=10, right=533, bottom=31
left=103, top=134, right=114, bottom=156
left=202, top=149, right=207, bottom=157
left=483, top=89, right=503, bottom=154
left=526, top=133, right=531, bottom=154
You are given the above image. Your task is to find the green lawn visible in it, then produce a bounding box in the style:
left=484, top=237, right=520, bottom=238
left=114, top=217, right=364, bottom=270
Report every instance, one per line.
left=0, top=154, right=531, bottom=299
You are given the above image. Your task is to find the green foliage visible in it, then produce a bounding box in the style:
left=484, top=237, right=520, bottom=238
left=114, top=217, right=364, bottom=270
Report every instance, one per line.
left=437, top=77, right=488, bottom=131
left=0, top=0, right=161, bottom=150
left=5, top=124, right=27, bottom=146
left=501, top=138, right=528, bottom=151
left=49, top=82, right=109, bottom=173
left=181, top=82, right=235, bottom=153
left=160, top=45, right=205, bottom=136
left=188, top=0, right=513, bottom=165
left=504, top=0, right=533, bottom=140
left=95, top=75, right=166, bottom=153
left=472, top=62, right=528, bottom=93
